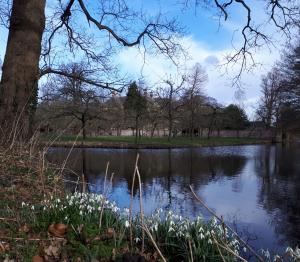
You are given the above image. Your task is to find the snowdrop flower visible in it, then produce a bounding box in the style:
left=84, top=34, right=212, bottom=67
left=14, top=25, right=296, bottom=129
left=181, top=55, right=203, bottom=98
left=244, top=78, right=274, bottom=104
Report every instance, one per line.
left=79, top=210, right=83, bottom=216
left=243, top=247, right=247, bottom=252
left=112, top=206, right=119, bottom=212
left=200, top=233, right=205, bottom=240
left=31, top=205, right=35, bottom=210
left=285, top=247, right=293, bottom=254
left=273, top=255, right=281, bottom=261
left=135, top=237, right=140, bottom=243
left=21, top=202, right=26, bottom=207
left=168, top=227, right=174, bottom=233
left=125, top=220, right=130, bottom=228
left=262, top=250, right=270, bottom=259
left=208, top=238, right=212, bottom=244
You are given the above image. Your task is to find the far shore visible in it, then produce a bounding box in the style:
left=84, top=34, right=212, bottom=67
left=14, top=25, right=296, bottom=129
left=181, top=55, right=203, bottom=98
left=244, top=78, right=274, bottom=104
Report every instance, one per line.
left=41, top=135, right=272, bottom=149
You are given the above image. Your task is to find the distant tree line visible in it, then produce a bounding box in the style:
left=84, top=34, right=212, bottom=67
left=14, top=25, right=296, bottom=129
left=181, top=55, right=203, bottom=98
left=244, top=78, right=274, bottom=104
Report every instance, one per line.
left=36, top=63, right=249, bottom=140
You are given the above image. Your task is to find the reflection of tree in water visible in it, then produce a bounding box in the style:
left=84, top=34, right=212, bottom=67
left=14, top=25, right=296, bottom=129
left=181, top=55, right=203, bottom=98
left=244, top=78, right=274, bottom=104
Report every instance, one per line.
left=255, top=144, right=300, bottom=246
left=47, top=147, right=247, bottom=215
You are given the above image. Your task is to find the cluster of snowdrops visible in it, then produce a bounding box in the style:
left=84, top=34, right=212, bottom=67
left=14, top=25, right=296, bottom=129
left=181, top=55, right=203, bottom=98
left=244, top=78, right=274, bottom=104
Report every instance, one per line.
left=20, top=192, right=300, bottom=261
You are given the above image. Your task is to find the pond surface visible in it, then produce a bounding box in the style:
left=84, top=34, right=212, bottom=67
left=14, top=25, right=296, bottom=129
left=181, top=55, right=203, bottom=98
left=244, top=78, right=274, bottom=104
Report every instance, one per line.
left=47, top=144, right=300, bottom=254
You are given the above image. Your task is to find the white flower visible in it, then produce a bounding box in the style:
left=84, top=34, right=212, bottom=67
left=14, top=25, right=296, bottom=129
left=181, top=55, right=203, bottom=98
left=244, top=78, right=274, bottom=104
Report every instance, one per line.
left=243, top=247, right=247, bottom=252
left=168, top=227, right=174, bottom=232
left=208, top=238, right=212, bottom=244
left=125, top=220, right=130, bottom=228
left=135, top=237, right=140, bottom=243
left=31, top=205, right=35, bottom=210
left=79, top=210, right=83, bottom=216
left=200, top=233, right=205, bottom=239
left=21, top=202, right=26, bottom=207
left=262, top=250, right=270, bottom=259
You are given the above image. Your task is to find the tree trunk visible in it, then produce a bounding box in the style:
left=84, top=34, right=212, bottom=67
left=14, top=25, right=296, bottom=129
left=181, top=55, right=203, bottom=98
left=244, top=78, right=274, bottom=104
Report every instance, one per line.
left=0, top=0, right=46, bottom=140
left=135, top=115, right=139, bottom=144
left=168, top=117, right=173, bottom=141
left=81, top=114, right=86, bottom=140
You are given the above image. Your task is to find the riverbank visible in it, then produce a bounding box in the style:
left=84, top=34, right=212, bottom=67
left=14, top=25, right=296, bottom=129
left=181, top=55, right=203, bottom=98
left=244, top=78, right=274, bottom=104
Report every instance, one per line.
left=1, top=146, right=298, bottom=261
left=42, top=135, right=271, bottom=149
left=1, top=146, right=242, bottom=261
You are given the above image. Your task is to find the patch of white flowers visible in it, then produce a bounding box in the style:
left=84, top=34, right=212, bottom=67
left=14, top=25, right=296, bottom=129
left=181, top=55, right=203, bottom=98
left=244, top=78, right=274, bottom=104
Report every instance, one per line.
left=21, top=192, right=299, bottom=261
left=21, top=192, right=124, bottom=225
left=144, top=209, right=241, bottom=255
left=261, top=246, right=300, bottom=261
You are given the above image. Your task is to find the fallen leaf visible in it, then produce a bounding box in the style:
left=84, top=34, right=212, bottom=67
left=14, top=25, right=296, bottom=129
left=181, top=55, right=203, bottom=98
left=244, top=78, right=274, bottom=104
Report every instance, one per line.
left=48, top=223, right=68, bottom=237
left=32, top=255, right=44, bottom=262
left=19, top=224, right=30, bottom=233
left=44, top=244, right=60, bottom=259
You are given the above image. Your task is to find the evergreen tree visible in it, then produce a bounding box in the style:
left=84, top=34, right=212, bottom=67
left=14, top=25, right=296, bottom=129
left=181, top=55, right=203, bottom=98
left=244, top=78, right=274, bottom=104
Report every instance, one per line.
left=124, top=82, right=147, bottom=143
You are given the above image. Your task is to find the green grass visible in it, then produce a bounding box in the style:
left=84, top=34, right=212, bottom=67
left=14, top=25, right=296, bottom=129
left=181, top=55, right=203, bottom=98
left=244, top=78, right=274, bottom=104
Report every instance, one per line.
left=43, top=135, right=269, bottom=148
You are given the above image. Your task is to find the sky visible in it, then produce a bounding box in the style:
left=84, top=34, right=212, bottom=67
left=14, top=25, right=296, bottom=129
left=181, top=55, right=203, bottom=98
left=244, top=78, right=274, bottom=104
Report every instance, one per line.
left=0, top=0, right=289, bottom=119
left=114, top=0, right=286, bottom=119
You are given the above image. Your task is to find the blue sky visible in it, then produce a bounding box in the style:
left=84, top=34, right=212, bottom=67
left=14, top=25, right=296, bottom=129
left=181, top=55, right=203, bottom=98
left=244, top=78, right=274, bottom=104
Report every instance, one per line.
left=0, top=0, right=287, bottom=119
left=115, top=1, right=284, bottom=118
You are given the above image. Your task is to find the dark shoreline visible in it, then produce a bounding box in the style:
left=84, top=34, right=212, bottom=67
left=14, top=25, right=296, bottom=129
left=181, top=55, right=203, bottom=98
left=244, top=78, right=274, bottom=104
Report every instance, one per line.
left=42, top=140, right=272, bottom=149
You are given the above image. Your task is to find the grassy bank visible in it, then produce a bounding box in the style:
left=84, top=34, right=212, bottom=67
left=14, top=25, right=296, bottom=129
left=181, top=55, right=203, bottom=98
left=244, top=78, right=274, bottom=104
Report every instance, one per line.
left=42, top=135, right=270, bottom=148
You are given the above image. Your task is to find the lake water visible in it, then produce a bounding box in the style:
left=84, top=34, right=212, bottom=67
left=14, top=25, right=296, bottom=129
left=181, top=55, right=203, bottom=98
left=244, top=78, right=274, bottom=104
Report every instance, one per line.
left=47, top=144, right=300, bottom=255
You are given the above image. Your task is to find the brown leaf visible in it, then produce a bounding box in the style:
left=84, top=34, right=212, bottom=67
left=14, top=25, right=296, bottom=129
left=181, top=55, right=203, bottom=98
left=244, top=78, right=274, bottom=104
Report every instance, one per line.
left=0, top=241, right=9, bottom=253
left=19, top=224, right=30, bottom=233
left=32, top=255, right=44, bottom=262
left=48, top=223, right=68, bottom=237
left=44, top=244, right=60, bottom=259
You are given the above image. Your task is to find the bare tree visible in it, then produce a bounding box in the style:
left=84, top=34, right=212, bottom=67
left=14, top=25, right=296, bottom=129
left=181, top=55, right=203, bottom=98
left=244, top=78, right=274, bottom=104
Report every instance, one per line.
left=0, top=0, right=182, bottom=140
left=182, top=63, right=208, bottom=140
left=156, top=75, right=185, bottom=140
left=190, top=0, right=300, bottom=81
left=1, top=0, right=299, bottom=140
left=41, top=63, right=106, bottom=139
left=256, top=68, right=283, bottom=129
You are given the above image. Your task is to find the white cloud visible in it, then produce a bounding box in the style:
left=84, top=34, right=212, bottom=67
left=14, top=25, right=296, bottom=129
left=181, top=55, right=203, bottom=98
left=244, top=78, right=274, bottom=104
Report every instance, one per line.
left=116, top=35, right=281, bottom=119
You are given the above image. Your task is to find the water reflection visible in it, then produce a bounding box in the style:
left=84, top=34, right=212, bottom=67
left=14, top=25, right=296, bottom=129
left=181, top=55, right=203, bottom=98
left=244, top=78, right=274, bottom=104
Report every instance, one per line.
left=255, top=145, right=300, bottom=247
left=47, top=144, right=300, bottom=253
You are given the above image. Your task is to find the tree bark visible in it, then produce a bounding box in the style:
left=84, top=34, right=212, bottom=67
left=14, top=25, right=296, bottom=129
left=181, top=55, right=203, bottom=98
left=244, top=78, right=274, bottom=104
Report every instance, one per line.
left=135, top=115, right=139, bottom=144
left=0, top=0, right=46, bottom=140
left=81, top=114, right=86, bottom=140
